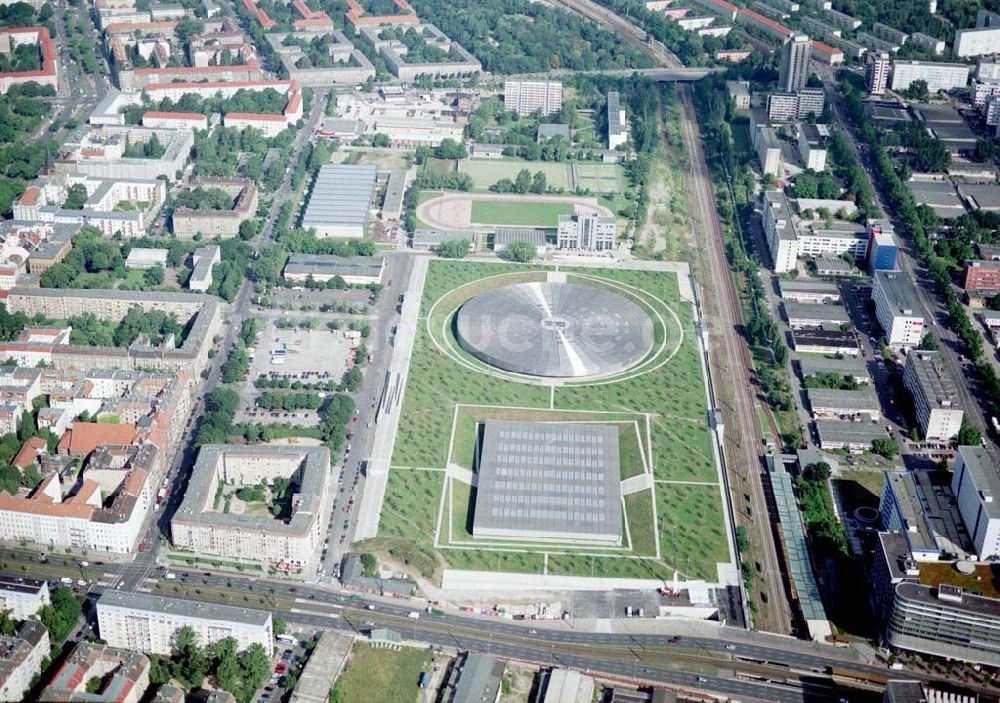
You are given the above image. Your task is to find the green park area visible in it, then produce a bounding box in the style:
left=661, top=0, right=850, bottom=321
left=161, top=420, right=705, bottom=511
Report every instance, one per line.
left=470, top=200, right=572, bottom=226
left=364, top=260, right=730, bottom=584
left=329, top=642, right=432, bottom=703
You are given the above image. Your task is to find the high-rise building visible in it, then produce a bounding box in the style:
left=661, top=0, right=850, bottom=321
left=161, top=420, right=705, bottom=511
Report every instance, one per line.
left=872, top=270, right=925, bottom=349
left=866, top=219, right=897, bottom=273
left=766, top=88, right=825, bottom=121
left=902, top=351, right=963, bottom=442
left=503, top=80, right=563, bottom=116
left=779, top=34, right=812, bottom=91
left=866, top=52, right=891, bottom=95
left=951, top=445, right=1000, bottom=562
left=891, top=61, right=970, bottom=93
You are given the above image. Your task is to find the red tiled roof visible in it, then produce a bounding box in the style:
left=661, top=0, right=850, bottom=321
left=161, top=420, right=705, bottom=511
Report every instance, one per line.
left=143, top=111, right=207, bottom=121
left=13, top=437, right=46, bottom=469
left=812, top=40, right=842, bottom=56
left=226, top=112, right=287, bottom=122
left=737, top=8, right=793, bottom=37
left=19, top=186, right=40, bottom=207
left=59, top=423, right=138, bottom=457
left=0, top=27, right=57, bottom=81
left=135, top=59, right=259, bottom=75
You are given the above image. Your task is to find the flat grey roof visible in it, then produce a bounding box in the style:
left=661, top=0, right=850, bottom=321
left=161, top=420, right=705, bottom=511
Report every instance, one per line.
left=473, top=421, right=622, bottom=542
left=537, top=123, right=571, bottom=140
left=764, top=190, right=797, bottom=242
left=779, top=279, right=840, bottom=294
left=806, top=387, right=880, bottom=411
left=783, top=302, right=850, bottom=324
left=913, top=102, right=964, bottom=124
left=411, top=229, right=474, bottom=247
left=883, top=471, right=938, bottom=553
left=494, top=227, right=549, bottom=247
left=796, top=355, right=870, bottom=379
left=284, top=254, right=384, bottom=279
left=958, top=446, right=1000, bottom=519
left=959, top=183, right=1000, bottom=210
left=172, top=444, right=329, bottom=535
left=792, top=327, right=858, bottom=347
left=452, top=654, right=505, bottom=703
left=97, top=591, right=271, bottom=626
left=896, top=580, right=1000, bottom=618
left=906, top=180, right=965, bottom=217
left=382, top=170, right=406, bottom=215
left=874, top=270, right=920, bottom=316
left=0, top=574, right=46, bottom=595
left=905, top=352, right=958, bottom=409
left=302, top=164, right=377, bottom=229
left=607, top=91, right=625, bottom=138
left=816, top=420, right=887, bottom=443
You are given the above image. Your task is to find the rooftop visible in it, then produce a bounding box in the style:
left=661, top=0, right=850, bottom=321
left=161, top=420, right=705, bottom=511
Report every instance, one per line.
left=874, top=269, right=920, bottom=316
left=0, top=573, right=46, bottom=595
left=958, top=445, right=1000, bottom=520
left=815, top=419, right=887, bottom=443
left=301, top=164, right=377, bottom=229
left=97, top=590, right=272, bottom=626
left=473, top=421, right=622, bottom=543
left=795, top=355, right=869, bottom=379
left=783, top=302, right=850, bottom=323
left=806, top=387, right=880, bottom=410
left=283, top=254, right=384, bottom=279
left=905, top=352, right=958, bottom=409
left=884, top=471, right=939, bottom=554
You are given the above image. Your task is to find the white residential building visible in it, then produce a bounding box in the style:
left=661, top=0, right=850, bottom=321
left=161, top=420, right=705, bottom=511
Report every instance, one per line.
left=954, top=10, right=1000, bottom=58
left=0, top=575, right=48, bottom=620
left=97, top=591, right=272, bottom=656
left=755, top=127, right=783, bottom=177
left=0, top=621, right=48, bottom=703
left=766, top=89, right=825, bottom=121
left=796, top=123, right=829, bottom=171
left=872, top=270, right=925, bottom=348
left=866, top=52, right=891, bottom=95
left=779, top=34, right=812, bottom=92
left=763, top=190, right=798, bottom=273
left=607, top=91, right=628, bottom=149
left=556, top=213, right=617, bottom=251
left=951, top=446, right=1000, bottom=562
left=891, top=61, right=970, bottom=93
left=503, top=80, right=563, bottom=116
left=902, top=351, right=964, bottom=442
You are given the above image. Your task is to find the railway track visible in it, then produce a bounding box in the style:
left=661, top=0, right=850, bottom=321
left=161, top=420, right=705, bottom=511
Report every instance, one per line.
left=548, top=0, right=682, bottom=67
left=676, top=84, right=792, bottom=635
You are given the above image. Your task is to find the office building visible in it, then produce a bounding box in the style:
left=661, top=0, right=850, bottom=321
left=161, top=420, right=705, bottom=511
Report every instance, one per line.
left=963, top=259, right=1000, bottom=291
left=872, top=270, right=925, bottom=348
left=779, top=34, right=812, bottom=92
left=867, top=219, right=898, bottom=273
left=503, top=80, right=562, bottom=116
left=282, top=254, right=385, bottom=285
left=607, top=91, right=627, bottom=149
left=0, top=575, right=48, bottom=620
left=97, top=591, right=273, bottom=656
left=816, top=420, right=886, bottom=450
left=891, top=61, right=970, bottom=93
left=0, top=621, right=48, bottom=703
left=806, top=387, right=880, bottom=421
left=879, top=472, right=940, bottom=561
left=783, top=302, right=850, bottom=328
left=791, top=327, right=859, bottom=356
left=796, top=355, right=869, bottom=383
left=188, top=245, right=220, bottom=293
left=902, top=352, right=963, bottom=442
left=755, top=127, right=783, bottom=177
left=556, top=213, right=617, bottom=251
left=955, top=10, right=1000, bottom=58
left=867, top=52, right=891, bottom=95
left=874, top=531, right=1000, bottom=667
left=951, top=445, right=1000, bottom=562
left=301, top=164, right=377, bottom=239
left=778, top=278, right=840, bottom=303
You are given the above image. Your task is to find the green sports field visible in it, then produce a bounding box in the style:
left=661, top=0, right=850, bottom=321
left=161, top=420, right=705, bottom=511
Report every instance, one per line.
left=368, top=260, right=731, bottom=584
left=470, top=200, right=573, bottom=226
left=460, top=159, right=571, bottom=190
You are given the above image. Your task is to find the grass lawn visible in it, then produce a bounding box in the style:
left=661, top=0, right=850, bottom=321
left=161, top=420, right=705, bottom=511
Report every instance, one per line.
left=470, top=200, right=573, bottom=226
left=460, top=159, right=570, bottom=190
left=423, top=157, right=455, bottom=174
left=378, top=260, right=729, bottom=583
left=656, top=483, right=729, bottom=581
left=572, top=162, right=624, bottom=195
left=330, top=642, right=432, bottom=703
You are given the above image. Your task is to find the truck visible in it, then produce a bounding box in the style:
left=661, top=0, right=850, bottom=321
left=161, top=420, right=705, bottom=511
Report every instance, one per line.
left=156, top=487, right=167, bottom=507
left=407, top=611, right=420, bottom=620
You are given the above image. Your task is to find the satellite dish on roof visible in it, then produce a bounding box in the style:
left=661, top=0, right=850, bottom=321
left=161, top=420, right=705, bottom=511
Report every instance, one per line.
left=956, top=561, right=976, bottom=575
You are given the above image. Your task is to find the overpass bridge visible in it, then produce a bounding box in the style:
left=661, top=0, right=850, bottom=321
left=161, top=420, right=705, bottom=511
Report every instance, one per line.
left=502, top=66, right=721, bottom=82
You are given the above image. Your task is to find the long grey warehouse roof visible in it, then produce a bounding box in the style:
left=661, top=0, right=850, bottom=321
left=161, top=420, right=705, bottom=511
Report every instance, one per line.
left=473, top=420, right=622, bottom=543
left=411, top=229, right=474, bottom=247
left=494, top=227, right=550, bottom=247
left=284, top=254, right=384, bottom=279
left=796, top=355, right=870, bottom=379
left=97, top=591, right=271, bottom=626
left=783, top=302, right=851, bottom=324
left=302, top=164, right=377, bottom=229
left=779, top=279, right=841, bottom=294
left=816, top=420, right=887, bottom=444
left=806, top=387, right=880, bottom=410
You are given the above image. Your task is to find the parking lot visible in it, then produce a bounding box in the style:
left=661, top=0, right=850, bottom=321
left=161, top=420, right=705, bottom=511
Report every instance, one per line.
left=250, top=319, right=360, bottom=381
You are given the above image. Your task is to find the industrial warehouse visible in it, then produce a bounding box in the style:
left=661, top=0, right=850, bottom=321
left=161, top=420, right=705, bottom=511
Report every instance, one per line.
left=301, top=164, right=378, bottom=238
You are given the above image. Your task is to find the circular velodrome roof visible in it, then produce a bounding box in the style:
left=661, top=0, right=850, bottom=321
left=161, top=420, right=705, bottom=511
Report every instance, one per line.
left=455, top=281, right=654, bottom=379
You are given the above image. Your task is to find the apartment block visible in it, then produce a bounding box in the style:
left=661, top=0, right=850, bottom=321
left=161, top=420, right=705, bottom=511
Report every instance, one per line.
left=40, top=642, right=150, bottom=703
left=766, top=88, right=824, bottom=121
left=0, top=575, right=48, bottom=620
left=763, top=190, right=798, bottom=272
left=866, top=52, right=891, bottom=95
left=872, top=270, right=925, bottom=348
left=902, top=351, right=963, bottom=442
left=778, top=34, right=812, bottom=92
left=0, top=621, right=48, bottom=703
left=951, top=446, right=1000, bottom=562
left=97, top=591, right=272, bottom=656
left=796, top=123, right=829, bottom=171
left=954, top=10, right=1000, bottom=58
left=891, top=61, right=970, bottom=93
left=503, top=80, right=562, bottom=116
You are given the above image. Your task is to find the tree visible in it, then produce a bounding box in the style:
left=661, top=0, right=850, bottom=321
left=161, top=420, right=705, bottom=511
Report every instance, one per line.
left=918, top=332, right=938, bottom=351
left=958, top=418, right=981, bottom=447
left=21, top=464, right=41, bottom=489
left=872, top=437, right=900, bottom=459
left=504, top=241, right=536, bottom=263
left=238, top=643, right=270, bottom=697
left=360, top=552, right=378, bottom=577
left=903, top=79, right=929, bottom=101
left=433, top=138, right=467, bottom=160
left=973, top=138, right=997, bottom=163
left=17, top=410, right=34, bottom=441
left=803, top=462, right=831, bottom=482
left=143, top=266, right=164, bottom=287
left=371, top=133, right=390, bottom=148
left=439, top=239, right=470, bottom=258
left=172, top=626, right=208, bottom=686
left=530, top=171, right=547, bottom=194
left=513, top=169, right=532, bottom=195
left=273, top=617, right=287, bottom=636
left=63, top=184, right=88, bottom=210
left=39, top=586, right=82, bottom=642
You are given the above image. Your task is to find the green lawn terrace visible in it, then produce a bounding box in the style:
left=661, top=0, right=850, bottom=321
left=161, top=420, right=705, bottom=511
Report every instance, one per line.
left=370, top=259, right=733, bottom=587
